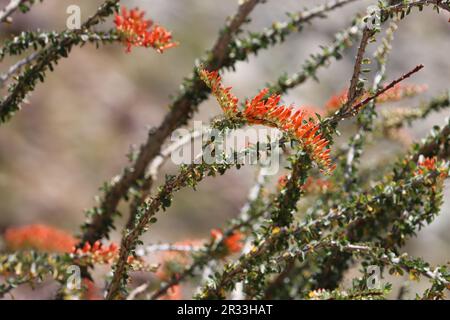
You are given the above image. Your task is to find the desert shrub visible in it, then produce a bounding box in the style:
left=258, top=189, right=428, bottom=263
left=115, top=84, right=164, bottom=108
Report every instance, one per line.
left=0, top=0, right=449, bottom=300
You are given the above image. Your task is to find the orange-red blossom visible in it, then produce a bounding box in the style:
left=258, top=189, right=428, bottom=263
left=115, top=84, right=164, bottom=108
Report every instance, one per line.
left=114, top=7, right=178, bottom=53
left=325, top=84, right=428, bottom=112
left=199, top=69, right=335, bottom=173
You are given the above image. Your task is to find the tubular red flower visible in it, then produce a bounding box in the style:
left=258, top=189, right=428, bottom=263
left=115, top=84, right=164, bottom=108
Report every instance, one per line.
left=211, top=229, right=244, bottom=254
left=200, top=69, right=335, bottom=172
left=160, top=284, right=182, bottom=300
left=114, top=7, right=178, bottom=53
left=4, top=224, right=77, bottom=253
left=325, top=84, right=428, bottom=112
left=224, top=232, right=244, bottom=253
left=72, top=240, right=119, bottom=264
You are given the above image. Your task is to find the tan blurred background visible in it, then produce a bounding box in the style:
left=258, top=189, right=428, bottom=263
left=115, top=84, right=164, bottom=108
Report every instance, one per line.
left=0, top=0, right=449, bottom=299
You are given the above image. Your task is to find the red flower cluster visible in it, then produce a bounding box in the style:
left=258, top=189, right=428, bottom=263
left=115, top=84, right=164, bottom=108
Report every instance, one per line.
left=199, top=69, right=239, bottom=117
left=72, top=241, right=119, bottom=264
left=325, top=84, right=428, bottom=112
left=114, top=7, right=178, bottom=53
left=155, top=239, right=204, bottom=300
left=4, top=224, right=77, bottom=253
left=156, top=240, right=199, bottom=280
left=325, top=88, right=349, bottom=112
left=200, top=69, right=334, bottom=172
left=211, top=229, right=244, bottom=254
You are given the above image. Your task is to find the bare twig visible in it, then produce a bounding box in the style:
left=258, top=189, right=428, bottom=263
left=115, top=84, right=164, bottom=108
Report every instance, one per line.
left=0, top=0, right=27, bottom=23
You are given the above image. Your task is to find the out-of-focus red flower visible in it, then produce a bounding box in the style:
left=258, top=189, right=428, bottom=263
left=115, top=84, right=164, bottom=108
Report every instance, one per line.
left=325, top=84, right=428, bottom=112
left=83, top=279, right=102, bottom=300
left=224, top=232, right=244, bottom=253
left=154, top=239, right=204, bottom=300
left=418, top=157, right=437, bottom=171
left=114, top=7, right=178, bottom=53
left=211, top=229, right=244, bottom=254
left=4, top=224, right=77, bottom=253
left=72, top=240, right=119, bottom=264
left=302, top=105, right=324, bottom=117
left=376, top=84, right=428, bottom=103
left=243, top=88, right=334, bottom=172
left=160, top=284, right=182, bottom=300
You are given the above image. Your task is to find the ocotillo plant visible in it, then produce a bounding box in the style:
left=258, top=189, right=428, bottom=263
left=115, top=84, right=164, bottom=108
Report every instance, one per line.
left=0, top=0, right=449, bottom=301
